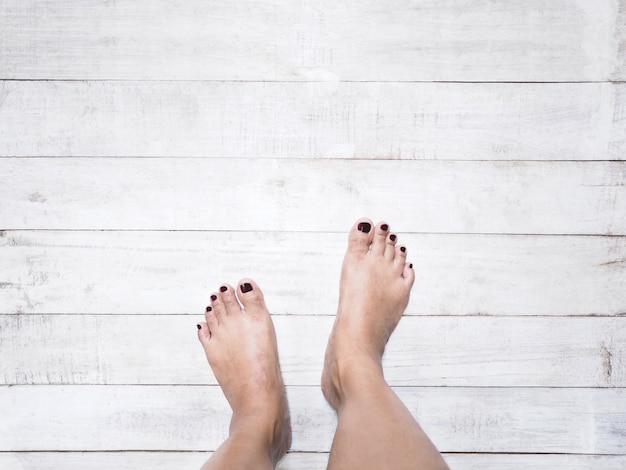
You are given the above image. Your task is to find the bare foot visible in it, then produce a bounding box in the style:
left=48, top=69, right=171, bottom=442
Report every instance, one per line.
left=197, top=279, right=291, bottom=464
left=322, top=218, right=415, bottom=409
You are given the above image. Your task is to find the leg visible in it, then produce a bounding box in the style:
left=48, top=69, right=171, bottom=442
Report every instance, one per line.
left=322, top=219, right=449, bottom=470
left=197, top=279, right=291, bottom=470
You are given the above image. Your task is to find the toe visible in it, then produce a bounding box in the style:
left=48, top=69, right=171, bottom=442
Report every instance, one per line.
left=384, top=232, right=398, bottom=260
left=402, top=262, right=416, bottom=285
left=204, top=304, right=219, bottom=330
left=197, top=321, right=211, bottom=345
left=394, top=244, right=408, bottom=272
left=210, top=292, right=226, bottom=320
left=370, top=222, right=390, bottom=255
left=347, top=217, right=374, bottom=256
left=236, top=278, right=269, bottom=316
left=218, top=283, right=242, bottom=315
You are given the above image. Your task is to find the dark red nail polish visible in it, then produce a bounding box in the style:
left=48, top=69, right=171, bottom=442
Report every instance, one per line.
left=390, top=234, right=397, bottom=241
left=210, top=294, right=217, bottom=301
left=400, top=246, right=406, bottom=253
left=409, top=263, right=413, bottom=269
left=358, top=222, right=371, bottom=233
left=220, top=286, right=227, bottom=292
left=240, top=282, right=253, bottom=293
left=206, top=306, right=212, bottom=312
left=381, top=224, right=388, bottom=231
left=197, top=324, right=201, bottom=330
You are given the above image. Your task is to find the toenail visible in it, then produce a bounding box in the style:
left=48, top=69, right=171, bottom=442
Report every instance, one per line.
left=240, top=282, right=253, bottom=293
left=197, top=324, right=201, bottom=330
left=409, top=263, right=413, bottom=269
left=390, top=234, right=397, bottom=241
left=358, top=222, right=371, bottom=233
left=220, top=286, right=227, bottom=292
left=210, top=294, right=217, bottom=301
left=381, top=224, right=388, bottom=231
left=400, top=246, right=406, bottom=253
left=206, top=306, right=212, bottom=312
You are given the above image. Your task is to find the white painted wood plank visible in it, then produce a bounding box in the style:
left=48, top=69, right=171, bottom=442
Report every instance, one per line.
left=613, top=85, right=626, bottom=160
left=1, top=385, right=624, bottom=453
left=0, top=81, right=623, bottom=160
left=614, top=0, right=626, bottom=80
left=1, top=315, right=624, bottom=387
left=1, top=159, right=624, bottom=234
left=1, top=452, right=625, bottom=470
left=2, top=231, right=624, bottom=316
left=0, top=0, right=619, bottom=81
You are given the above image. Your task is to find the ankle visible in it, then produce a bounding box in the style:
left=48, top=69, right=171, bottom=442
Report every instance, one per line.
left=229, top=408, right=291, bottom=463
left=323, top=353, right=385, bottom=409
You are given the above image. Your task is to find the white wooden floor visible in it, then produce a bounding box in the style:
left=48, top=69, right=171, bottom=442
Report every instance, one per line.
left=1, top=1, right=625, bottom=468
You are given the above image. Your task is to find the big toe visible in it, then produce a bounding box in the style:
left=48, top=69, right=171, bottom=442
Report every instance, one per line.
left=236, top=278, right=269, bottom=316
left=346, top=217, right=374, bottom=257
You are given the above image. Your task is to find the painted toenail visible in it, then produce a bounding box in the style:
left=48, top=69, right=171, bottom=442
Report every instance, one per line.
left=400, top=246, right=406, bottom=253
left=390, top=234, right=397, bottom=241
left=240, top=282, right=253, bottom=293
left=358, top=222, right=371, bottom=233
left=381, top=224, right=388, bottom=231
left=409, top=263, right=413, bottom=269
left=210, top=294, right=217, bottom=301
left=206, top=306, right=212, bottom=312
left=220, top=286, right=227, bottom=292
left=197, top=324, right=201, bottom=330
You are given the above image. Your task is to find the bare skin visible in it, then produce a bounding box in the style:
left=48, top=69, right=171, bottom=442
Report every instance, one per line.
left=196, top=280, right=291, bottom=470
left=322, top=218, right=450, bottom=470
left=196, top=218, right=448, bottom=469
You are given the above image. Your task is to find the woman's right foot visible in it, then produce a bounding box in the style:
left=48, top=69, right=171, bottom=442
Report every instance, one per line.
left=197, top=279, right=291, bottom=464
left=322, top=218, right=415, bottom=409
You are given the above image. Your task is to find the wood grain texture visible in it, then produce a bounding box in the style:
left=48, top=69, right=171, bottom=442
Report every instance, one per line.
left=615, top=0, right=626, bottom=80
left=1, top=315, right=624, bottom=387
left=1, top=452, right=625, bottom=470
left=1, top=0, right=624, bottom=463
left=1, top=385, right=624, bottom=453
left=0, top=81, right=623, bottom=160
left=1, top=231, right=624, bottom=316
left=0, top=0, right=620, bottom=81
left=1, top=158, right=625, bottom=234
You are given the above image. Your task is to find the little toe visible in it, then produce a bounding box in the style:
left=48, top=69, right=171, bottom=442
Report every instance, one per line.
left=236, top=278, right=269, bottom=316
left=402, top=262, right=416, bottom=286
left=218, top=283, right=242, bottom=315
left=197, top=321, right=211, bottom=345
left=384, top=232, right=398, bottom=260
left=370, top=222, right=390, bottom=255
left=346, top=217, right=374, bottom=256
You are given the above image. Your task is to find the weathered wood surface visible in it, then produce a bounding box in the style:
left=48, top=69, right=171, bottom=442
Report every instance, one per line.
left=1, top=231, right=624, bottom=316
left=617, top=0, right=626, bottom=81
left=1, top=385, right=624, bottom=453
left=2, top=0, right=624, bottom=464
left=0, top=81, right=624, bottom=160
left=1, top=452, right=625, bottom=470
left=1, top=159, right=625, bottom=234
left=0, top=0, right=622, bottom=81
left=1, top=315, right=624, bottom=387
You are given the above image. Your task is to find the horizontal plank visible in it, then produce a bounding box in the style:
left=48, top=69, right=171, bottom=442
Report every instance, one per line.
left=1, top=159, right=624, bottom=234
left=0, top=81, right=623, bottom=160
left=1, top=315, right=624, bottom=387
left=1, top=231, right=625, bottom=316
left=0, top=0, right=621, bottom=81
left=1, top=452, right=625, bottom=470
left=1, top=385, right=624, bottom=453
